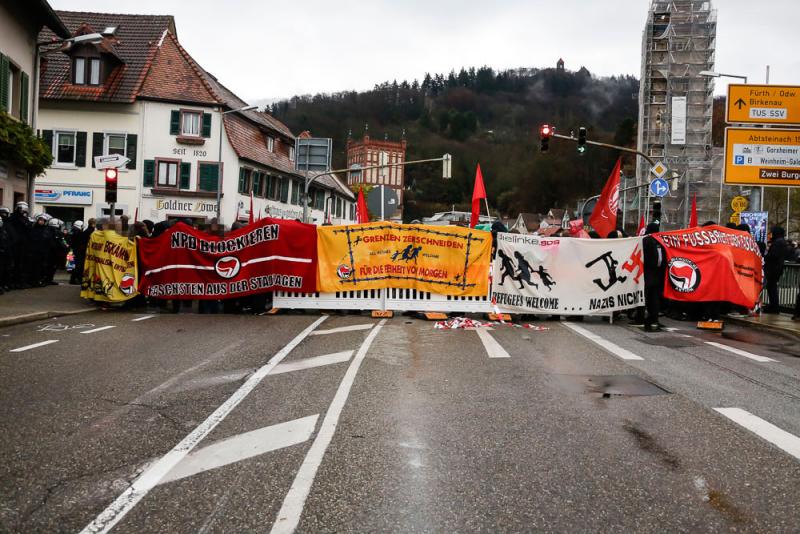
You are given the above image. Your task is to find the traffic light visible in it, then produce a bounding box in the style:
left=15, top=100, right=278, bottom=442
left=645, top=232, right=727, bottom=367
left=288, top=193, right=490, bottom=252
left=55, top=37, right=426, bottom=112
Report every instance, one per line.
left=577, top=127, right=587, bottom=154
left=105, top=168, right=118, bottom=203
left=539, top=124, right=553, bottom=153
left=652, top=199, right=662, bottom=223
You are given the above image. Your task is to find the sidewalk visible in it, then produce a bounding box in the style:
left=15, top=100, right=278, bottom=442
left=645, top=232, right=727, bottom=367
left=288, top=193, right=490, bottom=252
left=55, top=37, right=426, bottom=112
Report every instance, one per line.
left=0, top=273, right=95, bottom=327
left=724, top=312, right=800, bottom=338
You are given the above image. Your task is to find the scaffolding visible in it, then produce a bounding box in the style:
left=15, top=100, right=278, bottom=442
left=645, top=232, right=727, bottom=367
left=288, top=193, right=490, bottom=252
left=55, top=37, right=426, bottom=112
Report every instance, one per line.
left=637, top=0, right=718, bottom=228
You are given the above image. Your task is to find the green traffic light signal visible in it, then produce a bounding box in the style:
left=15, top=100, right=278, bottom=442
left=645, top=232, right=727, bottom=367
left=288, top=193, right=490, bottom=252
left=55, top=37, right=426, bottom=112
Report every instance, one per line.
left=577, top=126, right=587, bottom=155
left=577, top=145, right=586, bottom=154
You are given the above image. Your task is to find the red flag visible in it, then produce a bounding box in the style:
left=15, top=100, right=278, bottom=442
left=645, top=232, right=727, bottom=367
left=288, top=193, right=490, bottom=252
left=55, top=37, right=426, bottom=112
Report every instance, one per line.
left=356, top=187, right=369, bottom=223
left=248, top=190, right=254, bottom=225
left=589, top=158, right=621, bottom=238
left=470, top=163, right=487, bottom=228
left=689, top=193, right=698, bottom=228
left=637, top=214, right=646, bottom=236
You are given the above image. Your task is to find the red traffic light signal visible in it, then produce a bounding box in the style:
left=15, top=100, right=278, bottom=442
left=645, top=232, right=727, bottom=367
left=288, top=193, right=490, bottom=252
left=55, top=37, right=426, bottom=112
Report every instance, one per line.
left=539, top=124, right=554, bottom=152
left=105, top=168, right=118, bottom=203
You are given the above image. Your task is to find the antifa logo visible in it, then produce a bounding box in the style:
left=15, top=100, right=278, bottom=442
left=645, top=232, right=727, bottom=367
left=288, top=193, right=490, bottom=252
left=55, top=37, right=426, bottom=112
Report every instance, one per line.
left=336, top=263, right=353, bottom=280
left=668, top=258, right=701, bottom=293
left=119, top=273, right=136, bottom=295
left=215, top=256, right=241, bottom=279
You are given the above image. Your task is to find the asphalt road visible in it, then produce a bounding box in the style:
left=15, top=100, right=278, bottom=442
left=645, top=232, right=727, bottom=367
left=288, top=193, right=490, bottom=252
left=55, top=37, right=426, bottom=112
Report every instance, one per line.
left=1, top=311, right=799, bottom=533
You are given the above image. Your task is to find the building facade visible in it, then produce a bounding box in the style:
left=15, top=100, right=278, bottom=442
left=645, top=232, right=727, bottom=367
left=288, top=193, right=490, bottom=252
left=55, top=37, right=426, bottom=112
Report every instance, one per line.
left=346, top=134, right=406, bottom=220
left=637, top=0, right=718, bottom=228
left=0, top=0, right=69, bottom=209
left=35, top=11, right=353, bottom=227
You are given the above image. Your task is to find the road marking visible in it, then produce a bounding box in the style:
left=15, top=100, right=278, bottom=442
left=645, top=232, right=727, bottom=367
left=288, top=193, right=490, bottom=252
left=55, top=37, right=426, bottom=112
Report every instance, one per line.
left=9, top=340, right=59, bottom=352
left=131, top=315, right=155, bottom=322
left=475, top=328, right=510, bottom=358
left=271, top=320, right=386, bottom=534
left=562, top=322, right=644, bottom=361
left=80, top=326, right=117, bottom=334
left=161, top=415, right=319, bottom=483
left=271, top=351, right=353, bottom=375
left=714, top=408, right=800, bottom=461
left=80, top=315, right=328, bottom=534
left=310, top=324, right=374, bottom=336
left=705, top=341, right=777, bottom=363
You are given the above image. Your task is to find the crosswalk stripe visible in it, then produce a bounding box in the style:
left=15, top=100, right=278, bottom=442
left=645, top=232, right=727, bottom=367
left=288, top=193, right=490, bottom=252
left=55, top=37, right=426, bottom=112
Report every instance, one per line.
left=714, top=408, right=800, bottom=460
left=81, top=326, right=116, bottom=334
left=562, top=322, right=644, bottom=361
left=271, top=351, right=354, bottom=375
left=132, top=315, right=155, bottom=322
left=475, top=328, right=511, bottom=358
left=10, top=339, right=59, bottom=352
left=705, top=341, right=776, bottom=363
left=161, top=415, right=319, bottom=483
left=310, top=324, right=374, bottom=335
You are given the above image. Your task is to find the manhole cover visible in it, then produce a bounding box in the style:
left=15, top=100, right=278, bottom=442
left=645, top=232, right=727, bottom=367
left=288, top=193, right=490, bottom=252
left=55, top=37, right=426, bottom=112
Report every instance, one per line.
left=637, top=337, right=695, bottom=348
left=553, top=374, right=670, bottom=397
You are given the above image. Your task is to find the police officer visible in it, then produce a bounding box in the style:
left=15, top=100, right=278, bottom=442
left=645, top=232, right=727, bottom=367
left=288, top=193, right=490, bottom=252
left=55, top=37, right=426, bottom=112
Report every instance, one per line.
left=69, top=220, right=87, bottom=285
left=0, top=208, right=11, bottom=293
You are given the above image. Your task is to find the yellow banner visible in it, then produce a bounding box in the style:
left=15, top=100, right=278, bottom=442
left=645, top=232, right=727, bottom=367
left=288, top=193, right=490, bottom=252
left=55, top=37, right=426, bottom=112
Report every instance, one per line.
left=80, top=230, right=139, bottom=302
left=318, top=222, right=491, bottom=296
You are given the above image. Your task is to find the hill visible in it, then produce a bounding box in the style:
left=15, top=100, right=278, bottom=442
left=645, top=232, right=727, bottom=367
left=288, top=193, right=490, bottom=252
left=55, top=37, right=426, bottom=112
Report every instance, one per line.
left=267, top=65, right=639, bottom=222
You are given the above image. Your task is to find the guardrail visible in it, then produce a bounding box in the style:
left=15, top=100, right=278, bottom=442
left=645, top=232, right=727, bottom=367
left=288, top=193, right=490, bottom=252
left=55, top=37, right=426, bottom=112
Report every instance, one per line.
left=777, top=263, right=800, bottom=313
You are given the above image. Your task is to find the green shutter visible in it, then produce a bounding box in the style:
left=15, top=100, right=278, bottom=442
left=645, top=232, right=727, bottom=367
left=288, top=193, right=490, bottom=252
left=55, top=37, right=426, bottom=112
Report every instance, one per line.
left=91, top=132, right=103, bottom=167
left=42, top=130, right=54, bottom=152
left=265, top=175, right=273, bottom=199
left=279, top=178, right=289, bottom=203
left=201, top=113, right=212, bottom=137
left=143, top=160, right=155, bottom=187
left=75, top=131, right=87, bottom=167
left=0, top=54, right=8, bottom=112
left=180, top=162, right=191, bottom=189
left=19, top=72, right=29, bottom=123
left=126, top=134, right=137, bottom=169
left=170, top=110, right=180, bottom=135
left=199, top=163, right=219, bottom=192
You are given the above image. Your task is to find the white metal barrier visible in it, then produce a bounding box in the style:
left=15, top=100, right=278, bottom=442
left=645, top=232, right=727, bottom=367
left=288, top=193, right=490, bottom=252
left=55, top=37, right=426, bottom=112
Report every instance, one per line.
left=274, top=287, right=492, bottom=313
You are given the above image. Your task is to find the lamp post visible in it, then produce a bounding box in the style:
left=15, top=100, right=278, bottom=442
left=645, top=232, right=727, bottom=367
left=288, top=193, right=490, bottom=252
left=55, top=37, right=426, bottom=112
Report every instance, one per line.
left=216, top=105, right=257, bottom=225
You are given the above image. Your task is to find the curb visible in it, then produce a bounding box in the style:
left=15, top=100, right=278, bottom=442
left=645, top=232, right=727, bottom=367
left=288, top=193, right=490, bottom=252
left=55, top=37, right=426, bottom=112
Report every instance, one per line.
left=724, top=315, right=800, bottom=339
left=0, top=308, right=95, bottom=328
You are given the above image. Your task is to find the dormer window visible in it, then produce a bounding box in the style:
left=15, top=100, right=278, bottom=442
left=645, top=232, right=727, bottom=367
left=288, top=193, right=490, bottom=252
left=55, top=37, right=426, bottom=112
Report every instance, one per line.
left=73, top=58, right=101, bottom=86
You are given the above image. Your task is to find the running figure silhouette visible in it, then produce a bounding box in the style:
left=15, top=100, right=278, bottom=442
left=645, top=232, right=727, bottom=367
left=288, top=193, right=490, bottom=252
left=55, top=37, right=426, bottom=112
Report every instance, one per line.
left=514, top=251, right=538, bottom=289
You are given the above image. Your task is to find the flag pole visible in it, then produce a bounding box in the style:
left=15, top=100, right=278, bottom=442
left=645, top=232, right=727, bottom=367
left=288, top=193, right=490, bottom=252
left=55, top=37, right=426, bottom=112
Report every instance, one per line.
left=483, top=198, right=491, bottom=222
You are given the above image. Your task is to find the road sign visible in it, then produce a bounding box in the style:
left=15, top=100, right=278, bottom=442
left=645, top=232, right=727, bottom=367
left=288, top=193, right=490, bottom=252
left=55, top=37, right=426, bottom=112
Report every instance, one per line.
left=295, top=137, right=332, bottom=172
left=649, top=178, right=669, bottom=197
left=367, top=185, right=398, bottom=220
left=726, top=84, right=800, bottom=126
left=731, top=196, right=748, bottom=212
left=94, top=154, right=130, bottom=169
left=729, top=212, right=740, bottom=225
left=650, top=161, right=668, bottom=179
left=723, top=127, right=800, bottom=186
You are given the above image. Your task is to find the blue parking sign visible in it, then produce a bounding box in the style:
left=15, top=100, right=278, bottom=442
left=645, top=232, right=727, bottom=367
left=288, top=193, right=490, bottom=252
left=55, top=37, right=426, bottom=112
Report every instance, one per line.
left=734, top=155, right=745, bottom=165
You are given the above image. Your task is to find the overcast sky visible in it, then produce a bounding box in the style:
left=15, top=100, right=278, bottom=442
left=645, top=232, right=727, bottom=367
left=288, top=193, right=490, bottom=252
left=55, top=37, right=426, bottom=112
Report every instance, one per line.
left=50, top=0, right=800, bottom=103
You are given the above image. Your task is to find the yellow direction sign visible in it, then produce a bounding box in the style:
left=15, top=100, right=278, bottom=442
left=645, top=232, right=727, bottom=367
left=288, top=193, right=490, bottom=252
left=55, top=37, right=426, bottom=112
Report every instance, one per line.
left=727, top=84, right=800, bottom=125
left=731, top=196, right=748, bottom=212
left=724, top=127, right=800, bottom=186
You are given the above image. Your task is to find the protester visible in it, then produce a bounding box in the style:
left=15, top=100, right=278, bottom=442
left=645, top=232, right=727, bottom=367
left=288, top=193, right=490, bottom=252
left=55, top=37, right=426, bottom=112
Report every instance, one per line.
left=764, top=226, right=789, bottom=313
left=643, top=222, right=666, bottom=332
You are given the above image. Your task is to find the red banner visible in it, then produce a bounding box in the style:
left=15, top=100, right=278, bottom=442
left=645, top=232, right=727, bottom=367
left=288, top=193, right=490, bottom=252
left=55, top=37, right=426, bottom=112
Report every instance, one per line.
left=653, top=225, right=763, bottom=308
left=138, top=218, right=317, bottom=299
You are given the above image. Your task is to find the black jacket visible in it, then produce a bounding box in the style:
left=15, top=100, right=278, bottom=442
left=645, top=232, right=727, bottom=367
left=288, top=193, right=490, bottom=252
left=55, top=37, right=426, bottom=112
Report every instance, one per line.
left=765, top=237, right=789, bottom=277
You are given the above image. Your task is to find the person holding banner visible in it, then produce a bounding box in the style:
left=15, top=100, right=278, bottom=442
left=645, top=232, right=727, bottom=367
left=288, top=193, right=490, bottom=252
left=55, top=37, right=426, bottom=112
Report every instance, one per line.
left=643, top=223, right=666, bottom=332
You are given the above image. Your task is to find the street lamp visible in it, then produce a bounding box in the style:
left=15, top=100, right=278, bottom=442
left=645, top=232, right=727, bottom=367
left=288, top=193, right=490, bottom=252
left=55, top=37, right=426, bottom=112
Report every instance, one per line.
left=216, top=105, right=257, bottom=224
left=698, top=70, right=748, bottom=83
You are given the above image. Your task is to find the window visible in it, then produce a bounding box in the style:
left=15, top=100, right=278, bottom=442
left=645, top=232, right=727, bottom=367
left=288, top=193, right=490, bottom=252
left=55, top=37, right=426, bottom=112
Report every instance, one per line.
left=198, top=162, right=220, bottom=192
left=55, top=131, right=76, bottom=165
left=73, top=58, right=101, bottom=86
left=238, top=168, right=251, bottom=194
left=74, top=58, right=85, bottom=84
left=181, top=111, right=201, bottom=136
left=289, top=146, right=295, bottom=162
left=267, top=137, right=274, bottom=152
left=105, top=133, right=126, bottom=156
left=89, top=59, right=100, bottom=85
left=157, top=160, right=178, bottom=187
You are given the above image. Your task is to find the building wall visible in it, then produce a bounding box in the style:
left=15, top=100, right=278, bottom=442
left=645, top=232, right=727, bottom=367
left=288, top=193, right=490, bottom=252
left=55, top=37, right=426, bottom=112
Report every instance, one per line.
left=36, top=100, right=142, bottom=220
left=346, top=136, right=406, bottom=220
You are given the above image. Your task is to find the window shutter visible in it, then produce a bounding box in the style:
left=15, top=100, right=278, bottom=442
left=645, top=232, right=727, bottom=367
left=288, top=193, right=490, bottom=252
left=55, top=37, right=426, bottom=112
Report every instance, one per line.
left=143, top=160, right=155, bottom=187
left=0, top=54, right=9, bottom=111
left=42, top=129, right=54, bottom=152
left=199, top=163, right=219, bottom=192
left=180, top=162, right=191, bottom=189
left=126, top=134, right=137, bottom=169
left=19, top=72, right=29, bottom=123
left=91, top=132, right=103, bottom=167
left=238, top=168, right=245, bottom=194
left=75, top=131, right=87, bottom=167
left=170, top=110, right=180, bottom=135
left=201, top=113, right=212, bottom=138
left=279, top=178, right=289, bottom=203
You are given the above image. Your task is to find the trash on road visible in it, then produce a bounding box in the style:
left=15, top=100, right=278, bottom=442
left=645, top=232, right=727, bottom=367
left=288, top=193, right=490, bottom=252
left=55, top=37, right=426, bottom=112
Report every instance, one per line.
left=434, top=317, right=548, bottom=331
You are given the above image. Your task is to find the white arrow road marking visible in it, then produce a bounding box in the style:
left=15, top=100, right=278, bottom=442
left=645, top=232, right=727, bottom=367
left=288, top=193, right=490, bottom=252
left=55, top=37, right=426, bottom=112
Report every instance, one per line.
left=80, top=315, right=328, bottom=534
left=9, top=339, right=59, bottom=352
left=131, top=315, right=155, bottom=322
left=310, top=324, right=374, bottom=336
left=161, top=415, right=319, bottom=484
left=705, top=342, right=776, bottom=363
left=562, top=322, right=644, bottom=361
left=714, top=408, right=800, bottom=461
left=271, top=320, right=386, bottom=534
left=475, top=328, right=511, bottom=359
left=271, top=351, right=354, bottom=375
left=81, top=326, right=117, bottom=334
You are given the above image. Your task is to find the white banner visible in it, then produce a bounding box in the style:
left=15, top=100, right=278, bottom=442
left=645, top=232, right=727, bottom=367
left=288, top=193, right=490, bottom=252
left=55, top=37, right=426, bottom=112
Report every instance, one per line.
left=491, top=233, right=645, bottom=315
left=671, top=96, right=687, bottom=145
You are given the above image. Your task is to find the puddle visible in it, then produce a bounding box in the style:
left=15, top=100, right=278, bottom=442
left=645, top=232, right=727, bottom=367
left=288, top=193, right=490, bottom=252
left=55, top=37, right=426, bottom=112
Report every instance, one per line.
left=553, top=374, right=671, bottom=397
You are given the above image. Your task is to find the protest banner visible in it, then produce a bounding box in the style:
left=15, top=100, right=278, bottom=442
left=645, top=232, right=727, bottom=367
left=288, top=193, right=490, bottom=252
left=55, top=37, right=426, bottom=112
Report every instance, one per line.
left=317, top=222, right=491, bottom=296
left=653, top=225, right=763, bottom=309
left=491, top=233, right=645, bottom=315
left=738, top=211, right=769, bottom=243
left=81, top=230, right=138, bottom=302
left=138, top=218, right=317, bottom=299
